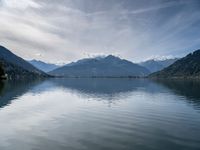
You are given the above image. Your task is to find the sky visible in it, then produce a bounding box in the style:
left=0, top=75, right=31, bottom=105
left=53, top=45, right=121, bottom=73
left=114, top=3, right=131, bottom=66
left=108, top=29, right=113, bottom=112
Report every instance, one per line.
left=0, top=0, right=200, bottom=63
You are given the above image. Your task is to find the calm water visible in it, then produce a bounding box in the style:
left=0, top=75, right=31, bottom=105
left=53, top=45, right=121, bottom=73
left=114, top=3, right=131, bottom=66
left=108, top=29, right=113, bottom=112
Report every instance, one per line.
left=0, top=78, right=200, bottom=150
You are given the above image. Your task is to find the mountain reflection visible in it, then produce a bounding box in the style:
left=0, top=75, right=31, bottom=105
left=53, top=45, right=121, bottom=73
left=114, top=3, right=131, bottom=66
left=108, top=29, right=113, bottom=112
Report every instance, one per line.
left=0, top=79, right=164, bottom=107
left=50, top=78, right=169, bottom=100
left=52, top=78, right=151, bottom=94
left=0, top=78, right=200, bottom=109
left=0, top=80, right=45, bottom=108
left=154, top=79, right=200, bottom=108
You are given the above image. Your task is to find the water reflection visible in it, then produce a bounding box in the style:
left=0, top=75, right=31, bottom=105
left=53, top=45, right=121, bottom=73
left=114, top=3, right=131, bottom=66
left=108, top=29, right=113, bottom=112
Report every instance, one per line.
left=49, top=78, right=200, bottom=109
left=49, top=78, right=170, bottom=100
left=154, top=79, right=200, bottom=108
left=0, top=79, right=45, bottom=108
left=0, top=78, right=200, bottom=108
left=0, top=78, right=199, bottom=150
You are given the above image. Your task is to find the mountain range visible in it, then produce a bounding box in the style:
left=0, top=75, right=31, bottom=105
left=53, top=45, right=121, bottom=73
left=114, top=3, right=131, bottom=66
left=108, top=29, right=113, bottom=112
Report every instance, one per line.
left=0, top=46, right=48, bottom=79
left=49, top=55, right=150, bottom=77
left=1, top=44, right=200, bottom=79
left=139, top=58, right=178, bottom=73
left=150, top=49, right=200, bottom=78
left=28, top=60, right=60, bottom=72
left=28, top=57, right=178, bottom=76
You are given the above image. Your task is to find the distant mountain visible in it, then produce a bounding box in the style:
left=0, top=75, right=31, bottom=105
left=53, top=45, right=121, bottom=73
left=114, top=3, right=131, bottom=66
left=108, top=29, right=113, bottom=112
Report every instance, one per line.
left=140, top=58, right=178, bottom=73
left=0, top=45, right=48, bottom=79
left=49, top=55, right=150, bottom=77
left=150, top=50, right=200, bottom=78
left=28, top=60, right=60, bottom=72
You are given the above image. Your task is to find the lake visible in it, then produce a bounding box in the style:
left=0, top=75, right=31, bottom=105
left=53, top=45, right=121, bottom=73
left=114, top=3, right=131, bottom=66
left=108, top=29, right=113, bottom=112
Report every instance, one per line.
left=0, top=78, right=200, bottom=150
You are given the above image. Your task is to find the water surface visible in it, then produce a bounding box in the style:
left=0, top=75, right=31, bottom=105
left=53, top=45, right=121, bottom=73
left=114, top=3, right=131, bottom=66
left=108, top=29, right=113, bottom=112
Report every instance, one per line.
left=0, top=79, right=200, bottom=150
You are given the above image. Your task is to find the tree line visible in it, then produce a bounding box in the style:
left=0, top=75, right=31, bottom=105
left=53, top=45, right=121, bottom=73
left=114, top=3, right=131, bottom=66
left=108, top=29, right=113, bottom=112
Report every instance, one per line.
left=0, top=63, right=5, bottom=79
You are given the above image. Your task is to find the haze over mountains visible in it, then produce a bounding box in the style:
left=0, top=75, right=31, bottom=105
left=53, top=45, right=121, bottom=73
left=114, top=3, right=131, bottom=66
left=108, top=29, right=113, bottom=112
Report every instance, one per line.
left=28, top=57, right=178, bottom=75
left=49, top=55, right=150, bottom=77
left=28, top=56, right=178, bottom=76
left=140, top=58, right=178, bottom=73
left=28, top=60, right=61, bottom=73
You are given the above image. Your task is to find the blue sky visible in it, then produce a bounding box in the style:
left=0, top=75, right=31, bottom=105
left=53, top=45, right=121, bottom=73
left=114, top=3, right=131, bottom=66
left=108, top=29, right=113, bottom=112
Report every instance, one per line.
left=0, top=0, right=200, bottom=63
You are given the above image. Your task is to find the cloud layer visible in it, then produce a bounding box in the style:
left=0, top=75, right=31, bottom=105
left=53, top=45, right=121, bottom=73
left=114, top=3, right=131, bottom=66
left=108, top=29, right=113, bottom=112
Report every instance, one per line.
left=0, top=0, right=200, bottom=63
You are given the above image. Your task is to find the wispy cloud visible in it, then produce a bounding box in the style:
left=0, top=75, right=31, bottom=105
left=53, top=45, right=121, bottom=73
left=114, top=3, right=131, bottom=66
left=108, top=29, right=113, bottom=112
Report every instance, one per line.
left=0, top=0, right=200, bottom=63
left=122, top=0, right=192, bottom=15
left=1, top=0, right=40, bottom=9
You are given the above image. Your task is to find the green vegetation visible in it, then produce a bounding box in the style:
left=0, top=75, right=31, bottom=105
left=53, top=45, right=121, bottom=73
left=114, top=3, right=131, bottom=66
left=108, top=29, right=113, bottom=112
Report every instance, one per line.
left=150, top=50, right=200, bottom=78
left=0, top=63, right=5, bottom=79
left=0, top=59, right=49, bottom=80
left=0, top=45, right=50, bottom=80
